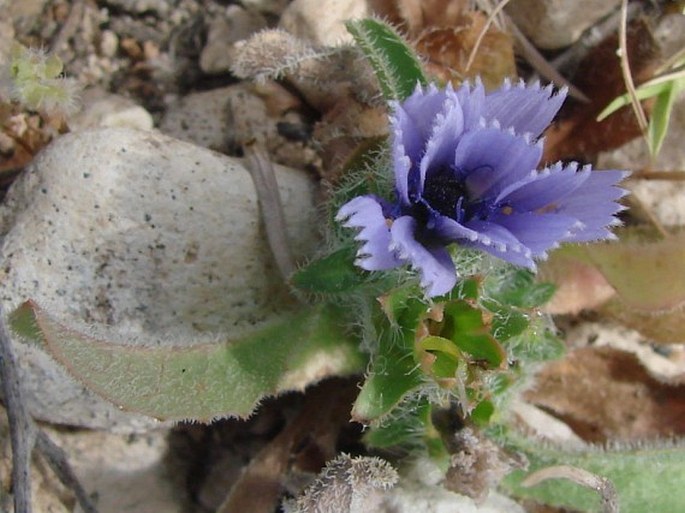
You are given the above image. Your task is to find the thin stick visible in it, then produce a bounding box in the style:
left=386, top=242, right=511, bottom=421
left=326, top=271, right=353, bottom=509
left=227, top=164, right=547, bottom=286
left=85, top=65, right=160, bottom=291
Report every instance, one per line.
left=522, top=465, right=619, bottom=513
left=550, top=2, right=640, bottom=74
left=1, top=307, right=100, bottom=513
left=618, top=0, right=649, bottom=136
left=244, top=143, right=296, bottom=280
left=35, top=431, right=99, bottom=513
left=465, top=0, right=513, bottom=73
left=507, top=17, right=590, bottom=102
left=0, top=304, right=35, bottom=513
left=632, top=170, right=685, bottom=180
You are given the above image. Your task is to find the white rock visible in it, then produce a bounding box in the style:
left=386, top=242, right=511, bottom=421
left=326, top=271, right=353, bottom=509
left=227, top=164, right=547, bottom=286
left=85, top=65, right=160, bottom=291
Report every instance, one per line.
left=279, top=0, right=370, bottom=46
left=0, top=128, right=318, bottom=431
left=160, top=86, right=242, bottom=151
left=46, top=427, right=181, bottom=513
left=381, top=458, right=526, bottom=513
left=506, top=0, right=622, bottom=50
left=240, top=0, right=290, bottom=16
left=101, top=0, right=170, bottom=16
left=70, top=88, right=154, bottom=131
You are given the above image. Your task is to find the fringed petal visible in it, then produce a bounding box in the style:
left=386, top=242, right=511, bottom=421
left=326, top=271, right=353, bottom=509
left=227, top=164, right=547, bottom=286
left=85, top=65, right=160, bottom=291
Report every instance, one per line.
left=390, top=216, right=457, bottom=297
left=462, top=219, right=535, bottom=269
left=482, top=79, right=567, bottom=138
left=336, top=196, right=402, bottom=270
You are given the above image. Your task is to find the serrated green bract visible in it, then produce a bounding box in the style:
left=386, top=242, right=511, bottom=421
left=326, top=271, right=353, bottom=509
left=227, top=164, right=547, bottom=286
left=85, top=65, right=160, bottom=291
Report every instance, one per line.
left=11, top=301, right=365, bottom=422
left=497, top=429, right=685, bottom=513
left=441, top=300, right=506, bottom=368
left=345, top=18, right=427, bottom=101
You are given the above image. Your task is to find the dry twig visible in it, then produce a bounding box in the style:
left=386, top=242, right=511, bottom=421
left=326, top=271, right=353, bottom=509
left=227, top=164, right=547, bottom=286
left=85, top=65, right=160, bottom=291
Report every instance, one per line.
left=522, top=465, right=619, bottom=513
left=244, top=143, right=296, bottom=280
left=633, top=170, right=685, bottom=181
left=1, top=304, right=36, bottom=513
left=618, top=0, right=649, bottom=136
left=465, top=0, right=513, bottom=73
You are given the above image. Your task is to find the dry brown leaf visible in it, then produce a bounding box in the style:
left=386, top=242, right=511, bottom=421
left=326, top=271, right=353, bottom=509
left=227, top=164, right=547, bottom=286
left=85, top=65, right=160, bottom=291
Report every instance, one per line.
left=369, top=0, right=472, bottom=33
left=525, top=347, right=685, bottom=443
left=601, top=300, right=685, bottom=344
left=443, top=427, right=521, bottom=503
left=313, top=97, right=388, bottom=180
left=416, top=14, right=516, bottom=90
left=539, top=256, right=616, bottom=315
left=368, top=2, right=516, bottom=89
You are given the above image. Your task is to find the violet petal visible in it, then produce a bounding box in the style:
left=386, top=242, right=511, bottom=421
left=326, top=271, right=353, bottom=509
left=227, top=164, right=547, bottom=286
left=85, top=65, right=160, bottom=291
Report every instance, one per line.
left=456, top=128, right=542, bottom=200
left=336, top=196, right=402, bottom=270
left=390, top=216, right=457, bottom=297
left=482, top=79, right=567, bottom=138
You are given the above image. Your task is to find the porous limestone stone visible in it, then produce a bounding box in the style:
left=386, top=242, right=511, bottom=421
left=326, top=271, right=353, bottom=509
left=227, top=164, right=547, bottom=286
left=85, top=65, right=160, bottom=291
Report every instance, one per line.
left=69, top=88, right=154, bottom=131
left=279, top=0, right=370, bottom=46
left=506, top=0, right=622, bottom=50
left=0, top=127, right=318, bottom=431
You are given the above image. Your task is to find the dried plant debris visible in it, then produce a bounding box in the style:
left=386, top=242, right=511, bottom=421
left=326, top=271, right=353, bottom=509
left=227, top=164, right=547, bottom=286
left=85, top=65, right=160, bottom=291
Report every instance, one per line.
left=369, top=0, right=516, bottom=89
left=539, top=228, right=685, bottom=343
left=415, top=12, right=516, bottom=90
left=444, top=427, right=522, bottom=503
left=525, top=346, right=685, bottom=443
left=282, top=454, right=398, bottom=513
left=232, top=28, right=378, bottom=111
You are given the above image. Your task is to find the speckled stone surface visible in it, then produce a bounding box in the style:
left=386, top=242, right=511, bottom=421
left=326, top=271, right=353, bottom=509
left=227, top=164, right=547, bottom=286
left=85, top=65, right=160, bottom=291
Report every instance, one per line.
left=0, top=127, right=318, bottom=431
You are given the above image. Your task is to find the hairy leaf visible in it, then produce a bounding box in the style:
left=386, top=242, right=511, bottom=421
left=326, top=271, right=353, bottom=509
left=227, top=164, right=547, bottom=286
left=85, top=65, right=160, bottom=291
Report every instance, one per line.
left=345, top=18, right=427, bottom=101
left=11, top=301, right=365, bottom=421
left=499, top=430, right=685, bottom=513
left=352, top=288, right=427, bottom=423
left=290, top=246, right=367, bottom=294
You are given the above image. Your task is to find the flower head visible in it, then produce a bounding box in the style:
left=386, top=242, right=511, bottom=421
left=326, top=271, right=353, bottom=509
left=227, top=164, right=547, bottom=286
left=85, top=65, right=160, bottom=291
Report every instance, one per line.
left=336, top=80, right=628, bottom=297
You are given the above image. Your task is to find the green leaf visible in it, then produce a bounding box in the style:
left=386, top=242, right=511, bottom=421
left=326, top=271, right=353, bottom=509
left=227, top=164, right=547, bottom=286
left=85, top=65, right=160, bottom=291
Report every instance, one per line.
left=597, top=79, right=675, bottom=121
left=345, top=18, right=427, bottom=101
left=441, top=301, right=506, bottom=368
left=648, top=78, right=684, bottom=157
left=470, top=399, right=495, bottom=426
left=486, top=269, right=556, bottom=309
left=11, top=301, right=365, bottom=422
left=417, top=335, right=460, bottom=381
left=498, top=430, right=685, bottom=513
left=485, top=302, right=530, bottom=342
left=352, top=345, right=423, bottom=423
left=505, top=316, right=565, bottom=364
left=352, top=288, right=427, bottom=423
left=364, top=397, right=450, bottom=466
left=290, top=246, right=367, bottom=294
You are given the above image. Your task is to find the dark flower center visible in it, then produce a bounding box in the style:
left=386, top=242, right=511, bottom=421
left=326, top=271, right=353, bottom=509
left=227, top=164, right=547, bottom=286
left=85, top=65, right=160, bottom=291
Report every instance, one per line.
left=421, top=169, right=468, bottom=219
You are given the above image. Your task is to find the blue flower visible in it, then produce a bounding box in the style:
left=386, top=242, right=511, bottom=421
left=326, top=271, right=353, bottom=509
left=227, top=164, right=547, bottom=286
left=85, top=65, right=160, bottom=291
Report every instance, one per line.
left=336, top=80, right=628, bottom=297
